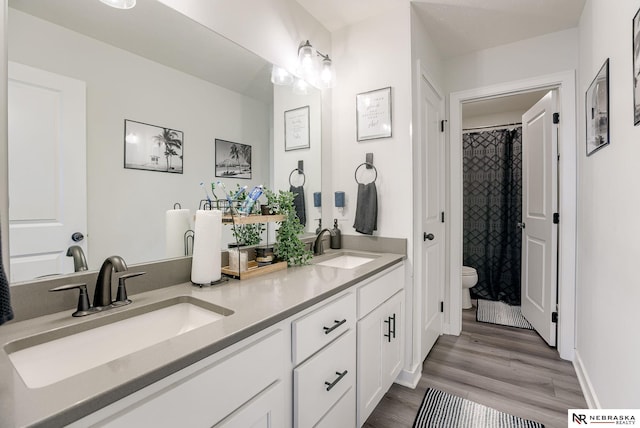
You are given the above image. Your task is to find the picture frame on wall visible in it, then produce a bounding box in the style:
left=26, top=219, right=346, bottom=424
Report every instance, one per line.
left=284, top=106, right=310, bottom=151
left=124, top=119, right=183, bottom=173
left=356, top=86, right=392, bottom=141
left=633, top=7, right=640, bottom=125
left=215, top=139, right=252, bottom=179
left=585, top=59, right=610, bottom=156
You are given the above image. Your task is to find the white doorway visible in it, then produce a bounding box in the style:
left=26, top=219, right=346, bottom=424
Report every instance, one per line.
left=448, top=71, right=577, bottom=361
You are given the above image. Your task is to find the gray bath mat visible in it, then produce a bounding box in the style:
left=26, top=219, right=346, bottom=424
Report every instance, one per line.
left=476, top=299, right=533, bottom=330
left=413, top=388, right=544, bottom=428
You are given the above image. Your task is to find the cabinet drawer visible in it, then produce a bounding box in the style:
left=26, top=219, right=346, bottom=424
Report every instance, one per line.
left=294, top=329, right=356, bottom=428
left=292, top=292, right=355, bottom=365
left=89, top=329, right=286, bottom=428
left=357, top=262, right=403, bottom=319
left=315, top=386, right=356, bottom=428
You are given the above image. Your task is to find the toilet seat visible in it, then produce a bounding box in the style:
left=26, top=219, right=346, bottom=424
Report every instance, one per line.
left=462, top=266, right=477, bottom=276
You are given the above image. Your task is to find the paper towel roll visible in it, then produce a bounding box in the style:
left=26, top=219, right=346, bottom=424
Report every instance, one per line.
left=191, top=210, right=222, bottom=285
left=165, top=209, right=192, bottom=258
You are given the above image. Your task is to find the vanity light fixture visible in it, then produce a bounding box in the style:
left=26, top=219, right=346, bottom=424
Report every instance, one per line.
left=297, top=40, right=336, bottom=89
left=271, top=65, right=294, bottom=86
left=98, top=0, right=136, bottom=10
left=292, top=77, right=309, bottom=95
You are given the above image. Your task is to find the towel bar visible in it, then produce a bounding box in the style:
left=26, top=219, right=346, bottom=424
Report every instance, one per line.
left=289, top=168, right=306, bottom=187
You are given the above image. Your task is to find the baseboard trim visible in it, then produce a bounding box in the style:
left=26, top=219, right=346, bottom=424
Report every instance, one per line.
left=573, top=350, right=600, bottom=409
left=395, top=364, right=421, bottom=389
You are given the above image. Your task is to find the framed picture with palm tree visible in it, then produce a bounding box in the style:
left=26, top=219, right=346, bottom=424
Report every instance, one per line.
left=215, top=139, right=252, bottom=179
left=124, top=119, right=183, bottom=173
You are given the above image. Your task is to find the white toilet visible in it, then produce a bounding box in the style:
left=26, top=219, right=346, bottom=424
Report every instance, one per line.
left=461, top=266, right=478, bottom=309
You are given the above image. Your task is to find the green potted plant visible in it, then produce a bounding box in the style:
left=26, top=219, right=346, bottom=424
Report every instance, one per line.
left=264, top=188, right=312, bottom=266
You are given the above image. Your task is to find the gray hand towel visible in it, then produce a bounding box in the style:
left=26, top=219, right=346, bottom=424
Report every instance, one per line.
left=353, top=182, right=377, bottom=235
left=290, top=185, right=306, bottom=227
left=0, top=225, right=14, bottom=325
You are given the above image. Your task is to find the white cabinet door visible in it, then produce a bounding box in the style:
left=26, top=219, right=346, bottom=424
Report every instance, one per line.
left=215, top=381, right=285, bottom=428
left=357, top=290, right=404, bottom=427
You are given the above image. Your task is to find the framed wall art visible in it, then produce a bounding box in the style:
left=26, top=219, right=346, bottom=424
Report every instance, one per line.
left=124, top=119, right=183, bottom=173
left=356, top=86, right=392, bottom=141
left=215, top=139, right=252, bottom=179
left=284, top=106, right=310, bottom=151
left=586, top=59, right=610, bottom=156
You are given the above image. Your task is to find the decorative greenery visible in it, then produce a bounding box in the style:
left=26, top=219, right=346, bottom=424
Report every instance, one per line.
left=264, top=188, right=312, bottom=266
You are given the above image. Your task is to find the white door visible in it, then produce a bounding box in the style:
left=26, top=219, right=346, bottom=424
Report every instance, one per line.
left=8, top=62, right=87, bottom=282
left=521, top=90, right=558, bottom=346
left=420, top=73, right=444, bottom=361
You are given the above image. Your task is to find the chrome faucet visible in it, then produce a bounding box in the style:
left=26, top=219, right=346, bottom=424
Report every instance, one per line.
left=93, top=255, right=128, bottom=308
left=314, top=229, right=335, bottom=256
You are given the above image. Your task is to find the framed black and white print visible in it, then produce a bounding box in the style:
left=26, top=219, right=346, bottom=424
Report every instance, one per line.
left=633, top=7, right=640, bottom=125
left=284, top=106, right=310, bottom=151
left=356, top=87, right=392, bottom=141
left=586, top=59, right=610, bottom=156
left=215, top=139, right=252, bottom=179
left=124, top=120, right=183, bottom=173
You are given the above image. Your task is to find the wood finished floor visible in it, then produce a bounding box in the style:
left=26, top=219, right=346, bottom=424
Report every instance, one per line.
left=364, top=303, right=587, bottom=428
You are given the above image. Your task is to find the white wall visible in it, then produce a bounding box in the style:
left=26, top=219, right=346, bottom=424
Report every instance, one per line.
left=9, top=10, right=271, bottom=268
left=331, top=4, right=413, bottom=239
left=272, top=85, right=322, bottom=234
left=462, top=111, right=524, bottom=129
left=575, top=0, right=640, bottom=409
left=446, top=28, right=579, bottom=93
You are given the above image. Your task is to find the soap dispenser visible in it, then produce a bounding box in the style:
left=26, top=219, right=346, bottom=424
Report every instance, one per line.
left=330, top=219, right=342, bottom=249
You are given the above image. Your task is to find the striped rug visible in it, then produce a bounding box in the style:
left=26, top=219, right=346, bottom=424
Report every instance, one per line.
left=413, top=388, right=544, bottom=428
left=476, top=299, right=533, bottom=330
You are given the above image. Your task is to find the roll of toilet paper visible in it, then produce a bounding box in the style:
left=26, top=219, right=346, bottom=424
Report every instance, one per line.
left=191, top=210, right=222, bottom=285
left=165, top=208, right=192, bottom=258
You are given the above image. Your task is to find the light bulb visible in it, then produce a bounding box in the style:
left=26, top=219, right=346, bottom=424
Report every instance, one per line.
left=293, top=78, right=309, bottom=95
left=319, top=56, right=335, bottom=89
left=270, top=65, right=293, bottom=86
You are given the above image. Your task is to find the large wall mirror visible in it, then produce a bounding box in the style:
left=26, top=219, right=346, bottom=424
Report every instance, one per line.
left=6, top=0, right=323, bottom=283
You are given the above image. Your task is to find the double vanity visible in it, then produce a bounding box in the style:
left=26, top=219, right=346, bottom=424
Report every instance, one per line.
left=0, top=246, right=405, bottom=427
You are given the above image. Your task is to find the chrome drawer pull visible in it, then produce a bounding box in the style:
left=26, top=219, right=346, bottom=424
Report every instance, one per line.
left=323, top=319, right=346, bottom=335
left=324, top=370, right=348, bottom=391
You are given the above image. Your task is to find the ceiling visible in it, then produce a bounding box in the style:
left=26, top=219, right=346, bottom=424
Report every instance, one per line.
left=294, top=0, right=586, bottom=57
left=462, top=90, right=549, bottom=119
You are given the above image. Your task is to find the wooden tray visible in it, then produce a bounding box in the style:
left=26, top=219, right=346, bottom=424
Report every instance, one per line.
left=221, top=260, right=287, bottom=280
left=221, top=214, right=285, bottom=225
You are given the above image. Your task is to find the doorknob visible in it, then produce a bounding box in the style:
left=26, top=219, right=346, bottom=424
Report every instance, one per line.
left=423, top=233, right=435, bottom=241
left=71, top=232, right=85, bottom=242
left=517, top=223, right=526, bottom=230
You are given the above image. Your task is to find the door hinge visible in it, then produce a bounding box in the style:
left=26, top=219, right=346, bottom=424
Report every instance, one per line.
left=552, top=311, right=558, bottom=323
left=441, top=211, right=445, bottom=223
left=440, top=119, right=447, bottom=132
left=553, top=213, right=559, bottom=224
left=553, top=112, right=560, bottom=124
left=440, top=301, right=444, bottom=313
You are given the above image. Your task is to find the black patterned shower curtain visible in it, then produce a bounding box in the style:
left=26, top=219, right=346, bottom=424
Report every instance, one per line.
left=463, top=128, right=522, bottom=305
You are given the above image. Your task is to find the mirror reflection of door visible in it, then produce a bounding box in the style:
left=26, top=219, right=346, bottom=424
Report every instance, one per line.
left=8, top=62, right=87, bottom=282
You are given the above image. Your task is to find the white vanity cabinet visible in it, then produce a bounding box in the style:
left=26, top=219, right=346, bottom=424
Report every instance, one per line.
left=292, top=292, right=357, bottom=428
left=69, top=328, right=289, bottom=428
left=355, top=263, right=405, bottom=427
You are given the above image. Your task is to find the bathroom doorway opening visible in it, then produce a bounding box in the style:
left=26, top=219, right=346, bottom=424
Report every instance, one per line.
left=460, top=89, right=558, bottom=345
left=447, top=71, right=577, bottom=361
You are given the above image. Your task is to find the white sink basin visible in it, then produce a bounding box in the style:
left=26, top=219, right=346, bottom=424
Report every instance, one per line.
left=7, top=298, right=232, bottom=388
left=316, top=254, right=375, bottom=269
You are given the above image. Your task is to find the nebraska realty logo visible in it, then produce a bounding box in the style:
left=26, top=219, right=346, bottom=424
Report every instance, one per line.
left=569, top=409, right=638, bottom=425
